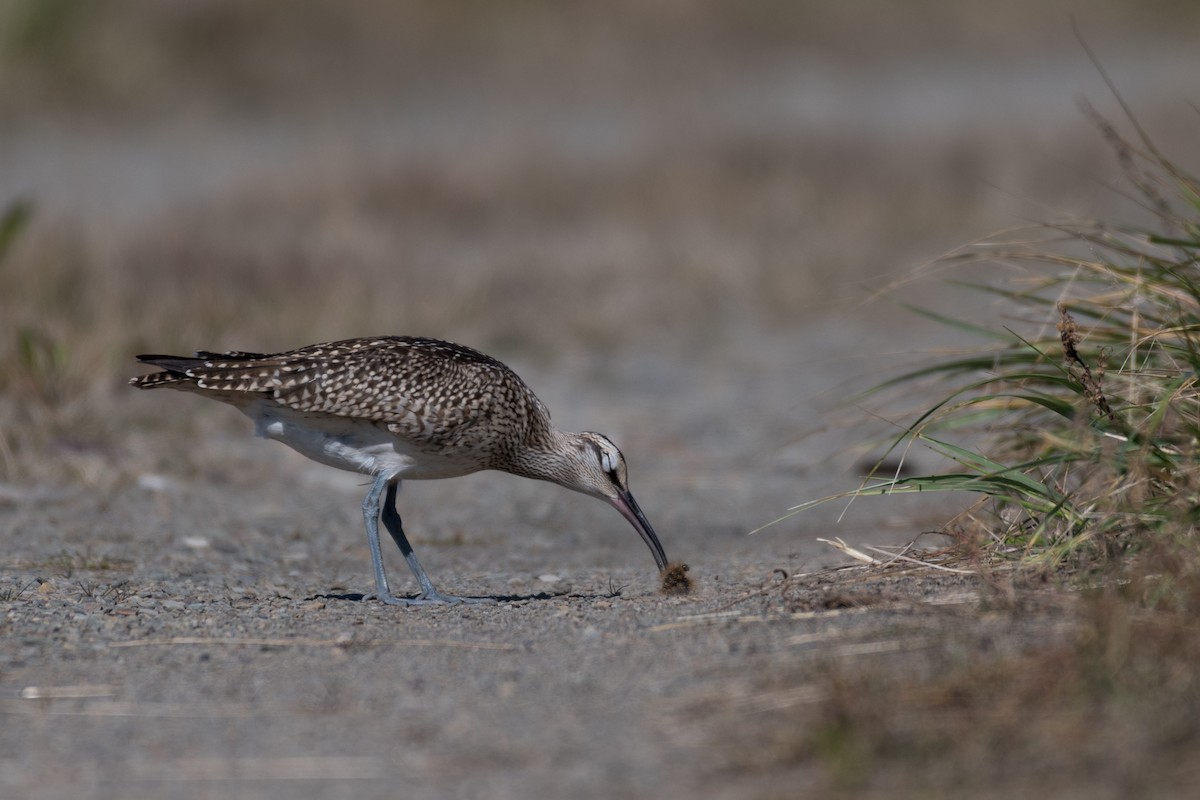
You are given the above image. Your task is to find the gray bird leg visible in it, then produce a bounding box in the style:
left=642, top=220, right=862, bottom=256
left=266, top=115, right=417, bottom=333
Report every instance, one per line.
left=361, top=473, right=406, bottom=604
left=361, top=473, right=490, bottom=605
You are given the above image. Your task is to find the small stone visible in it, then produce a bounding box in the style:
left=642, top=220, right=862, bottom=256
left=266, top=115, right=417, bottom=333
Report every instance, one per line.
left=137, top=474, right=174, bottom=492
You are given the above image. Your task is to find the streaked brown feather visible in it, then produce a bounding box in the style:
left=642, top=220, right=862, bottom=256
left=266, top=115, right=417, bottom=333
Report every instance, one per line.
left=131, top=336, right=553, bottom=453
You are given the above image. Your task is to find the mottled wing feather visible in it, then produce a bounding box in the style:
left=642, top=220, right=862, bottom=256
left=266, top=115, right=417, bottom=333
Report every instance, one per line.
left=132, top=337, right=550, bottom=450
left=268, top=338, right=546, bottom=447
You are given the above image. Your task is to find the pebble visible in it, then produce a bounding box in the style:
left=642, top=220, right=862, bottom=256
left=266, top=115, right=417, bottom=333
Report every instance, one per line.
left=137, top=473, right=174, bottom=492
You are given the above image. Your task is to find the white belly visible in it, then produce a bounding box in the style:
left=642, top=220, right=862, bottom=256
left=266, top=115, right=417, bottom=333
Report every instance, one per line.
left=241, top=401, right=484, bottom=480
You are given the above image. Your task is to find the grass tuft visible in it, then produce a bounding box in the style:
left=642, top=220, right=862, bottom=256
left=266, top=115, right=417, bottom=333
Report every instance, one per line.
left=785, top=106, right=1200, bottom=577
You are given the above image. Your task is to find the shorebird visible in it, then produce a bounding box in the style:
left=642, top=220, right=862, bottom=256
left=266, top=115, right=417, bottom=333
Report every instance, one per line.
left=130, top=336, right=671, bottom=605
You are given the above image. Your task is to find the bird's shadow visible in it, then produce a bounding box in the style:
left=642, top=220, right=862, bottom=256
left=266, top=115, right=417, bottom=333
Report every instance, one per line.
left=311, top=589, right=612, bottom=604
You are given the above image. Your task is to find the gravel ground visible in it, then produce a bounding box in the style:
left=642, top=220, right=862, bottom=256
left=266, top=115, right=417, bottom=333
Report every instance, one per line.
left=1, top=475, right=997, bottom=799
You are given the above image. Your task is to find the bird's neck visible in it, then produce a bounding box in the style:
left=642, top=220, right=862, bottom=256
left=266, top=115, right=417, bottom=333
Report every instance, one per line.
left=505, top=427, right=579, bottom=487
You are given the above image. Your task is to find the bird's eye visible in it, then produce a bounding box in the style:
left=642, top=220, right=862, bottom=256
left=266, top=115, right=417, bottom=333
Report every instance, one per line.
left=600, top=449, right=619, bottom=474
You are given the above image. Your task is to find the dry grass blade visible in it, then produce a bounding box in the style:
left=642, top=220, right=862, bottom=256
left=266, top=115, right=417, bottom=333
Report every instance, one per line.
left=817, top=537, right=881, bottom=565
left=859, top=544, right=976, bottom=575
left=106, top=636, right=518, bottom=651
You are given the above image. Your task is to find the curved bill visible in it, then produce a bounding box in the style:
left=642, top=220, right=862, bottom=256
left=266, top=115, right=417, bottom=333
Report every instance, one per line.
left=610, top=489, right=669, bottom=572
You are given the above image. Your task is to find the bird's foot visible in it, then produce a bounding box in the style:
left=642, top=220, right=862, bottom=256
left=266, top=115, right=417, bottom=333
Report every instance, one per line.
left=364, top=590, right=496, bottom=606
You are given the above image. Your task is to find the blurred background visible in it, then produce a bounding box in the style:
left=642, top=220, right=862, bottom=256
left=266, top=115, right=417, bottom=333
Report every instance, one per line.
left=1, top=0, right=1197, bottom=561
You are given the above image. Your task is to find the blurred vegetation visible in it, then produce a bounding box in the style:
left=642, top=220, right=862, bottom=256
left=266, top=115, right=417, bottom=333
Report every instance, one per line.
left=796, top=584, right=1200, bottom=796
left=1, top=0, right=1197, bottom=116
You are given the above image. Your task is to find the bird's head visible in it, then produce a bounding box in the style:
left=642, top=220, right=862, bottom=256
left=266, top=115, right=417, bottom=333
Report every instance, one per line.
left=542, top=431, right=669, bottom=573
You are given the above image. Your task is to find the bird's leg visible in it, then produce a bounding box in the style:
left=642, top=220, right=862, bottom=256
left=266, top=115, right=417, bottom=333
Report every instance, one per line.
left=378, top=480, right=438, bottom=599
left=379, top=480, right=492, bottom=605
left=359, top=473, right=490, bottom=605
left=361, top=473, right=408, bottom=605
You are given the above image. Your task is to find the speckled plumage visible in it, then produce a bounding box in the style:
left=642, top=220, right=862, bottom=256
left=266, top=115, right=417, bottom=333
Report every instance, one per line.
left=132, top=337, right=552, bottom=475
left=131, top=336, right=671, bottom=605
